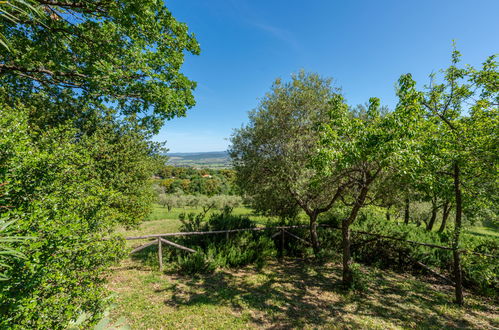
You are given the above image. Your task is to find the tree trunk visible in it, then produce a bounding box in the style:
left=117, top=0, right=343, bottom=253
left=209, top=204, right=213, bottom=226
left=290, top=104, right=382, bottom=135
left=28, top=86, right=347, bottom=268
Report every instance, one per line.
left=404, top=197, right=410, bottom=225
left=453, top=163, right=464, bottom=305
left=438, top=201, right=451, bottom=233
left=426, top=199, right=438, bottom=231
left=342, top=220, right=353, bottom=287
left=385, top=204, right=391, bottom=221
left=309, top=212, right=320, bottom=256
left=342, top=182, right=370, bottom=288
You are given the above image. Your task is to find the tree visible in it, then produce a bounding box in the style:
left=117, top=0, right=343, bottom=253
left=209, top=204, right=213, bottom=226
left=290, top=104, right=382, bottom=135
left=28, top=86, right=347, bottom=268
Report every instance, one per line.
left=397, top=49, right=498, bottom=304
left=230, top=72, right=350, bottom=254
left=0, top=1, right=43, bottom=50
left=212, top=195, right=243, bottom=214
left=158, top=193, right=177, bottom=212
left=315, top=89, right=423, bottom=287
left=0, top=0, right=199, bottom=326
left=412, top=123, right=454, bottom=232
left=0, top=0, right=200, bottom=133
left=0, top=105, right=161, bottom=327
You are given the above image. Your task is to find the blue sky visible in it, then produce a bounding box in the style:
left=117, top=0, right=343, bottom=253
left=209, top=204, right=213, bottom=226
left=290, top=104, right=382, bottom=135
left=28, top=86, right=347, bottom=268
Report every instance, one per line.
left=156, top=0, right=499, bottom=152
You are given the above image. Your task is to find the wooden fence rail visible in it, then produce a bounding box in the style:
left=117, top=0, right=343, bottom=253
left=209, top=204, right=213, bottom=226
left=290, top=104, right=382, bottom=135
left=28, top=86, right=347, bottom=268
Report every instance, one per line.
left=125, top=223, right=497, bottom=305
left=124, top=224, right=498, bottom=259
left=123, top=225, right=310, bottom=240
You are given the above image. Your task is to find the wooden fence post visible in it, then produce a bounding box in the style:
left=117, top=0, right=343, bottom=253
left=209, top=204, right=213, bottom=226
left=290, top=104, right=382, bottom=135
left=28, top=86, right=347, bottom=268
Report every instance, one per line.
left=278, top=229, right=284, bottom=261
left=158, top=237, right=163, bottom=271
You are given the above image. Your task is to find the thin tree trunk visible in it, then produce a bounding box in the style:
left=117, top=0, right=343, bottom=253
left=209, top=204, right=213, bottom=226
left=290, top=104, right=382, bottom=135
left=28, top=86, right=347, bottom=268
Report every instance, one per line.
left=385, top=204, right=391, bottom=221
left=342, top=220, right=353, bottom=287
left=342, top=182, right=370, bottom=288
left=309, top=212, right=320, bottom=256
left=426, top=199, right=438, bottom=231
left=438, top=201, right=451, bottom=233
left=453, top=163, right=464, bottom=305
left=404, top=197, right=410, bottom=225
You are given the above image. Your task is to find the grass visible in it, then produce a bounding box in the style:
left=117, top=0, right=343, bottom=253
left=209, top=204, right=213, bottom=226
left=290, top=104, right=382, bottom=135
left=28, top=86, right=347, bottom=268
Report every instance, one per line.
left=117, top=204, right=274, bottom=241
left=106, top=206, right=498, bottom=328
left=106, top=258, right=498, bottom=329
left=116, top=218, right=182, bottom=238
left=467, top=226, right=499, bottom=239
left=146, top=204, right=272, bottom=224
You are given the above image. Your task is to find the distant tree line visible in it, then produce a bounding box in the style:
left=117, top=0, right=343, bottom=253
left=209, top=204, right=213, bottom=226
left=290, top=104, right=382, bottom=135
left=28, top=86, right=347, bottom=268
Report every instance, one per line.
left=155, top=166, right=237, bottom=196
left=158, top=193, right=243, bottom=214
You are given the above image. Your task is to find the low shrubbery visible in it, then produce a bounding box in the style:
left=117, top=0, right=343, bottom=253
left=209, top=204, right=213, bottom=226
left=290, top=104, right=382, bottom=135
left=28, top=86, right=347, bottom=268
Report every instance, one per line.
left=319, top=208, right=498, bottom=297
left=138, top=206, right=498, bottom=298
left=139, top=211, right=275, bottom=274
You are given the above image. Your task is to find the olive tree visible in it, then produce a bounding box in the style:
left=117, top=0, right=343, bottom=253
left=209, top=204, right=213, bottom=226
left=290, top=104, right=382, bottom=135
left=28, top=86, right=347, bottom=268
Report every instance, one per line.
left=230, top=71, right=350, bottom=254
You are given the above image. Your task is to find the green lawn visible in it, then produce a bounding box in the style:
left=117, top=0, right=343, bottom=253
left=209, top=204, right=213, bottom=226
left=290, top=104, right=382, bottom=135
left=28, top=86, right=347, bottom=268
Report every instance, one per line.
left=108, top=210, right=498, bottom=329
left=467, top=226, right=499, bottom=239
left=106, top=258, right=498, bottom=329
left=146, top=204, right=272, bottom=225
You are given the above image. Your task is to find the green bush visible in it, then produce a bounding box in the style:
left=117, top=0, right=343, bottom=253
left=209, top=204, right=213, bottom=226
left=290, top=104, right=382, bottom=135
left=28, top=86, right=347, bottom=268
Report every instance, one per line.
left=176, top=252, right=216, bottom=275
left=0, top=106, right=159, bottom=328
left=166, top=212, right=275, bottom=274
left=344, top=210, right=498, bottom=297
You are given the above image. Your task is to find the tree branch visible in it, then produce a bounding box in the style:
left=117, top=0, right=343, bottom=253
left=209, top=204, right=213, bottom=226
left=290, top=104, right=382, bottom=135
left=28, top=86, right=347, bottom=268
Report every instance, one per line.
left=35, top=0, right=107, bottom=13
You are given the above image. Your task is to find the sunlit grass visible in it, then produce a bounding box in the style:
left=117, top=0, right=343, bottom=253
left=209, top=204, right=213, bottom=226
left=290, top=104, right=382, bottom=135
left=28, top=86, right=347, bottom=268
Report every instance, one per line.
left=146, top=204, right=275, bottom=225
left=467, top=226, right=499, bottom=238
left=106, top=259, right=499, bottom=329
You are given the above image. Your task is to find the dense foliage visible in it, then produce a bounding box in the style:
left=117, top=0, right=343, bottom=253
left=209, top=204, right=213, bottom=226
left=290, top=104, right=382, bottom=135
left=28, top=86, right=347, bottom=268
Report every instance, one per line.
left=136, top=211, right=274, bottom=274
left=155, top=166, right=237, bottom=196
left=0, top=0, right=200, bottom=133
left=0, top=103, right=163, bottom=328
left=0, top=0, right=199, bottom=327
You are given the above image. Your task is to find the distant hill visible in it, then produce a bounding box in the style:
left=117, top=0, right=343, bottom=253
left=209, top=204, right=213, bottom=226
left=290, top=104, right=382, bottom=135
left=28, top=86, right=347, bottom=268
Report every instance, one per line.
left=166, top=151, right=231, bottom=169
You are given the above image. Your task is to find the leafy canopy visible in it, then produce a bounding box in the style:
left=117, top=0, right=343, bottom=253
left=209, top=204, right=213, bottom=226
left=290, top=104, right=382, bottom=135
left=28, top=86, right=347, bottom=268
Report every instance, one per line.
left=0, top=0, right=200, bottom=133
left=230, top=71, right=347, bottom=219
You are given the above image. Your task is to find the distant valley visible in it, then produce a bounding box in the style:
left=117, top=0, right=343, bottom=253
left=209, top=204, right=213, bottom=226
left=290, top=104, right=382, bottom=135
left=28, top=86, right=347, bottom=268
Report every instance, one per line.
left=166, top=151, right=231, bottom=169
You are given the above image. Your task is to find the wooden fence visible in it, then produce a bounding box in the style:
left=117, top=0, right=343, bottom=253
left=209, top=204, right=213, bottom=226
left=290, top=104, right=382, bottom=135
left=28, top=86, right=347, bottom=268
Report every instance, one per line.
left=125, top=224, right=497, bottom=304
left=125, top=224, right=497, bottom=259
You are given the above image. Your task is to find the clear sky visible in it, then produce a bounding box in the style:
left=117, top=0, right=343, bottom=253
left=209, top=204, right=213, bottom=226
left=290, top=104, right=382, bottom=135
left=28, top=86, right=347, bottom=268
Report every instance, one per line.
left=155, top=0, right=499, bottom=153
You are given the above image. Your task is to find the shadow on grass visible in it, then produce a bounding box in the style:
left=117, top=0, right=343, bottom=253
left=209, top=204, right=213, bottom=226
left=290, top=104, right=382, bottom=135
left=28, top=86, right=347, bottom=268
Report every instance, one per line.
left=120, top=242, right=497, bottom=329
left=152, top=259, right=497, bottom=329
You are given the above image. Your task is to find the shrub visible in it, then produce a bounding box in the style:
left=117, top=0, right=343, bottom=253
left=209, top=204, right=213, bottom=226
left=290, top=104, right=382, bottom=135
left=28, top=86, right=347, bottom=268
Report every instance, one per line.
left=176, top=252, right=216, bottom=275
left=343, top=210, right=498, bottom=297
left=0, top=106, right=159, bottom=328
left=168, top=212, right=275, bottom=274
